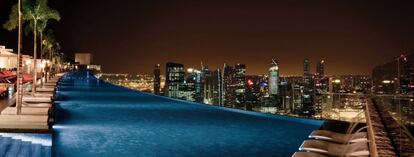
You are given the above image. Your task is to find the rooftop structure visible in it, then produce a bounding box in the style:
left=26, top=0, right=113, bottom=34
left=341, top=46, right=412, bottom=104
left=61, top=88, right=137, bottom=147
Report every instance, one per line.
left=74, top=53, right=92, bottom=65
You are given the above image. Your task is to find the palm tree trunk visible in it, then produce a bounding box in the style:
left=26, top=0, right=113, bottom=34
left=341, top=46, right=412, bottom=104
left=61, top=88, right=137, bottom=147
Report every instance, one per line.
left=40, top=32, right=44, bottom=84
left=16, top=0, right=23, bottom=115
left=32, top=20, right=37, bottom=94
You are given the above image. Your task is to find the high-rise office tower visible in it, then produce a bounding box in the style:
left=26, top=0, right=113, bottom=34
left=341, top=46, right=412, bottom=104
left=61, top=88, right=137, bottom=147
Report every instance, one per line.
left=268, top=59, right=279, bottom=95
left=178, top=68, right=200, bottom=101
left=153, top=64, right=161, bottom=95
left=185, top=68, right=203, bottom=103
left=316, top=60, right=325, bottom=77
left=246, top=75, right=262, bottom=109
left=201, top=65, right=211, bottom=103
left=223, top=64, right=236, bottom=107
left=314, top=60, right=327, bottom=117
left=165, top=62, right=185, bottom=98
left=304, top=59, right=311, bottom=76
left=302, top=59, right=315, bottom=116
left=235, top=64, right=246, bottom=108
left=203, top=69, right=222, bottom=105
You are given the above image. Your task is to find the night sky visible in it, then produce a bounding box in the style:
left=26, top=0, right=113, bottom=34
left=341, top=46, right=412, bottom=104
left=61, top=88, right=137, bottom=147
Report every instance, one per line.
left=1, top=0, right=414, bottom=75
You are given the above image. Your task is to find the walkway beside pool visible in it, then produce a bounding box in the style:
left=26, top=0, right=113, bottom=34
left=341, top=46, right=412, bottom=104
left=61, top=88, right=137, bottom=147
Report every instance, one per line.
left=53, top=71, right=323, bottom=157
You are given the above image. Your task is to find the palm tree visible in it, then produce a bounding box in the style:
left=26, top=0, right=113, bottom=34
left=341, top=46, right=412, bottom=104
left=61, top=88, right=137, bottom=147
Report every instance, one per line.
left=24, top=0, right=60, bottom=94
left=26, top=20, right=60, bottom=84
left=3, top=1, right=24, bottom=114
left=42, top=30, right=59, bottom=79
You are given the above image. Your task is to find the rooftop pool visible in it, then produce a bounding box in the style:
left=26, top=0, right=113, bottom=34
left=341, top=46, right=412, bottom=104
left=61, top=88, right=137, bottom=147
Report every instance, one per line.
left=52, top=71, right=323, bottom=157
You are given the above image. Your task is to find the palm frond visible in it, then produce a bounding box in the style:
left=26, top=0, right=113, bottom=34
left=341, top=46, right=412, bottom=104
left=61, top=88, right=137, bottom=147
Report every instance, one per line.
left=2, top=4, right=19, bottom=31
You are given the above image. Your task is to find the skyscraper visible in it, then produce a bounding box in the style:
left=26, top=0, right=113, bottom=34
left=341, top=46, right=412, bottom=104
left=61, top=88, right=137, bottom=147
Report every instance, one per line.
left=316, top=60, right=325, bottom=77
left=235, top=64, right=246, bottom=108
left=165, top=62, right=185, bottom=98
left=203, top=69, right=222, bottom=105
left=178, top=68, right=199, bottom=101
left=268, top=59, right=279, bottom=95
left=302, top=59, right=315, bottom=116
left=246, top=75, right=262, bottom=110
left=215, top=69, right=223, bottom=105
left=304, top=59, right=311, bottom=76
left=314, top=60, right=327, bottom=117
left=223, top=64, right=236, bottom=107
left=153, top=64, right=161, bottom=95
left=186, top=68, right=203, bottom=103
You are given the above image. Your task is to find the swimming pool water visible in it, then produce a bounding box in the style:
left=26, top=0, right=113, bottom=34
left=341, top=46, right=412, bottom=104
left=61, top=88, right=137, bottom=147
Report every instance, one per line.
left=53, top=71, right=323, bottom=157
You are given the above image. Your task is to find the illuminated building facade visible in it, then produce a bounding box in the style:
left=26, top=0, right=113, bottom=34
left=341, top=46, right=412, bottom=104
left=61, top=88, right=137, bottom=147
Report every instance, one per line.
left=316, top=60, right=324, bottom=77
left=246, top=75, right=262, bottom=110
left=235, top=64, right=246, bottom=108
left=165, top=62, right=185, bottom=98
left=301, top=59, right=315, bottom=116
left=75, top=53, right=92, bottom=65
left=314, top=60, right=327, bottom=117
left=186, top=68, right=203, bottom=103
left=223, top=64, right=236, bottom=107
left=268, top=59, right=279, bottom=95
left=203, top=69, right=222, bottom=105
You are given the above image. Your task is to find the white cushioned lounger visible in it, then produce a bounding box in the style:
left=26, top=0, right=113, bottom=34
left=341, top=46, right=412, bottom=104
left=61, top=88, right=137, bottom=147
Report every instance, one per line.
left=292, top=152, right=328, bottom=157
left=299, top=140, right=369, bottom=157
left=309, top=130, right=368, bottom=143
left=1, top=107, right=49, bottom=115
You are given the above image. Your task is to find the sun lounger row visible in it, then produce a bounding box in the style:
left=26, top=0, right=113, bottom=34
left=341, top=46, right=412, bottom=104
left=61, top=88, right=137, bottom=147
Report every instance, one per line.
left=299, top=140, right=369, bottom=157
left=293, top=128, right=370, bottom=157
left=308, top=130, right=367, bottom=144
left=293, top=100, right=371, bottom=157
left=0, top=73, right=63, bottom=131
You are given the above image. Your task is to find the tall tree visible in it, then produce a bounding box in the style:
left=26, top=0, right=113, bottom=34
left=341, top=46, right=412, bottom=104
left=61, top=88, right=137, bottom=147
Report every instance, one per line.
left=42, top=30, right=60, bottom=79
left=3, top=1, right=25, bottom=114
left=24, top=0, right=60, bottom=94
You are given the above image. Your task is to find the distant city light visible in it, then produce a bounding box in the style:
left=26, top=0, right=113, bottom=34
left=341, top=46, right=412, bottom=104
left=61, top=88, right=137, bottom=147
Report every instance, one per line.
left=333, top=79, right=341, bottom=83
left=382, top=80, right=391, bottom=84
left=247, top=79, right=254, bottom=86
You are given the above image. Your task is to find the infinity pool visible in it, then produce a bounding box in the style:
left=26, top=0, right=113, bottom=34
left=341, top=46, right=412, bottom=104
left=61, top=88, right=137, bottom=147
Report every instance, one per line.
left=53, top=71, right=323, bottom=157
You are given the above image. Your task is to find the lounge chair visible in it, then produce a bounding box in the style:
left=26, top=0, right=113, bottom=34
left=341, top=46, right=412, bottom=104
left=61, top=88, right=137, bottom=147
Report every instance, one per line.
left=43, top=82, right=56, bottom=86
left=299, top=140, right=369, bottom=157
left=0, top=114, right=49, bottom=129
left=33, top=92, right=54, bottom=98
left=292, top=152, right=328, bottom=157
left=37, top=87, right=55, bottom=92
left=1, top=107, right=49, bottom=115
left=22, top=96, right=52, bottom=103
left=23, top=102, right=52, bottom=108
left=309, top=130, right=368, bottom=143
